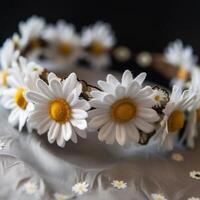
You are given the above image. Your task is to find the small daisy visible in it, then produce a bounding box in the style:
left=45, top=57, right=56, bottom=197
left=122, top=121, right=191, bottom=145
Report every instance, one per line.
left=164, top=39, right=197, bottom=87
left=89, top=70, right=159, bottom=146
left=81, top=21, right=116, bottom=69
left=111, top=180, right=127, bottom=189
left=25, top=72, right=90, bottom=147
left=54, top=193, right=69, bottom=200
left=19, top=15, right=45, bottom=51
left=157, top=84, right=194, bottom=149
left=171, top=152, right=184, bottom=162
left=24, top=181, right=38, bottom=194
left=0, top=140, right=6, bottom=150
left=190, top=171, right=200, bottom=180
left=151, top=193, right=167, bottom=200
left=72, top=181, right=89, bottom=195
left=152, top=86, right=169, bottom=108
left=188, top=197, right=200, bottom=200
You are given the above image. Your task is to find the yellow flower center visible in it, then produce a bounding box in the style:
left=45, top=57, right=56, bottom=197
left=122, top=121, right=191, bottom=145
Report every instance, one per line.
left=196, top=107, right=200, bottom=121
left=90, top=41, right=106, bottom=55
left=111, top=98, right=137, bottom=123
left=1, top=70, right=7, bottom=87
left=48, top=98, right=71, bottom=123
left=154, top=95, right=160, bottom=102
left=14, top=88, right=27, bottom=110
left=58, top=42, right=72, bottom=55
left=177, top=67, right=188, bottom=80
left=167, top=109, right=185, bottom=132
left=29, top=38, right=41, bottom=50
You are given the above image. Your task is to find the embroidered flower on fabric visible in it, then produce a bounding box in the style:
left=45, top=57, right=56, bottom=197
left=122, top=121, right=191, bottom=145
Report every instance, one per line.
left=111, top=180, right=127, bottom=189
left=171, top=152, right=184, bottom=162
left=0, top=140, right=6, bottom=150
left=190, top=171, right=200, bottom=180
left=151, top=193, right=167, bottom=200
left=72, top=181, right=89, bottom=195
left=54, top=193, right=69, bottom=200
left=24, top=181, right=38, bottom=194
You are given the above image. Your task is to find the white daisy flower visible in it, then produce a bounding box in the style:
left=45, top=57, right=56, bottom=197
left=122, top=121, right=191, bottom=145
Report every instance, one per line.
left=19, top=15, right=45, bottom=50
left=164, top=39, right=197, bottom=87
left=72, top=181, right=89, bottom=195
left=42, top=20, right=81, bottom=72
left=88, top=70, right=159, bottom=146
left=54, top=193, right=69, bottom=200
left=25, top=72, right=90, bottom=147
left=81, top=21, right=116, bottom=70
left=0, top=140, right=6, bottom=150
left=188, top=197, right=200, bottom=200
left=1, top=59, right=41, bottom=131
left=111, top=180, right=127, bottom=189
left=182, top=67, right=200, bottom=148
left=151, top=193, right=167, bottom=200
left=24, top=181, right=38, bottom=194
left=171, top=152, right=184, bottom=162
left=152, top=86, right=169, bottom=108
left=190, top=171, right=200, bottom=180
left=43, top=20, right=80, bottom=56
left=158, top=84, right=194, bottom=150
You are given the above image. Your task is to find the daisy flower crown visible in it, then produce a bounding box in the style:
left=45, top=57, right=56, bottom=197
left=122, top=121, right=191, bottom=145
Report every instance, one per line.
left=0, top=16, right=199, bottom=150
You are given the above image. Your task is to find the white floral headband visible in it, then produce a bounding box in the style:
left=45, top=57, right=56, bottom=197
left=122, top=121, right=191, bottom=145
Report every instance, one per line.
left=0, top=16, right=199, bottom=151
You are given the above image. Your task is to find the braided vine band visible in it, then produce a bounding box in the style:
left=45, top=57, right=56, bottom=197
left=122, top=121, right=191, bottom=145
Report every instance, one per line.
left=0, top=16, right=199, bottom=150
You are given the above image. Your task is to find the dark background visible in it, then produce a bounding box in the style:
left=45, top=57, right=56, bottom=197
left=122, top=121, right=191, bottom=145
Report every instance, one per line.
left=1, top=0, right=200, bottom=86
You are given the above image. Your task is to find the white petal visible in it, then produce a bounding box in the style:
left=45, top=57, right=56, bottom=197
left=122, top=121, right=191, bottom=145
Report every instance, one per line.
left=71, top=119, right=87, bottom=130
left=106, top=74, right=120, bottom=86
left=63, top=123, right=72, bottom=141
left=134, top=72, right=146, bottom=85
left=134, top=86, right=153, bottom=100
left=133, top=118, right=155, bottom=133
left=1, top=97, right=15, bottom=109
left=19, top=111, right=28, bottom=131
left=56, top=130, right=66, bottom=148
left=36, top=79, right=55, bottom=99
left=63, top=73, right=77, bottom=97
left=47, top=122, right=59, bottom=143
left=137, top=108, right=160, bottom=122
left=25, top=91, right=49, bottom=104
left=115, top=124, right=126, bottom=145
left=122, top=70, right=133, bottom=87
left=8, top=108, right=19, bottom=126
left=98, top=80, right=115, bottom=93
left=103, top=94, right=115, bottom=104
left=90, top=90, right=107, bottom=99
left=126, top=123, right=140, bottom=142
left=37, top=119, right=52, bottom=135
left=88, top=108, right=107, bottom=118
left=115, top=85, right=125, bottom=98
left=126, top=81, right=140, bottom=97
left=72, top=109, right=88, bottom=119
left=70, top=128, right=78, bottom=143
left=74, top=128, right=87, bottom=139
left=88, top=114, right=109, bottom=129
left=49, top=79, right=63, bottom=97
left=48, top=72, right=59, bottom=82
left=72, top=100, right=90, bottom=110
left=90, top=99, right=109, bottom=108
left=98, top=122, right=114, bottom=142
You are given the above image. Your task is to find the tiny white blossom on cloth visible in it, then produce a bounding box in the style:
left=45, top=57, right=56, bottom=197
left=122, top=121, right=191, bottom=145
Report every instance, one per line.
left=24, top=181, right=38, bottom=194
left=151, top=193, right=167, bottom=200
left=72, top=181, right=89, bottom=195
left=189, top=171, right=200, bottom=180
left=171, top=152, right=184, bottom=162
left=111, top=180, right=127, bottom=189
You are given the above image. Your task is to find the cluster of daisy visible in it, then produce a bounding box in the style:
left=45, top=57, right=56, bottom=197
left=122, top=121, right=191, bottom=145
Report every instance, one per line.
left=0, top=16, right=116, bottom=74
left=0, top=50, right=200, bottom=150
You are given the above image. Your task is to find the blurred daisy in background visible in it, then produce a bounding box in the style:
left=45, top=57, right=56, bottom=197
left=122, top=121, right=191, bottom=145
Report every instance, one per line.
left=151, top=193, right=167, bottom=200
left=72, top=181, right=89, bottom=195
left=181, top=67, right=200, bottom=148
left=157, top=85, right=194, bottom=150
left=81, top=21, right=116, bottom=70
left=25, top=72, right=90, bottom=147
left=19, top=15, right=46, bottom=59
left=164, top=39, right=198, bottom=88
left=89, top=70, right=159, bottom=146
left=111, top=180, right=127, bottom=189
left=42, top=20, right=81, bottom=72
